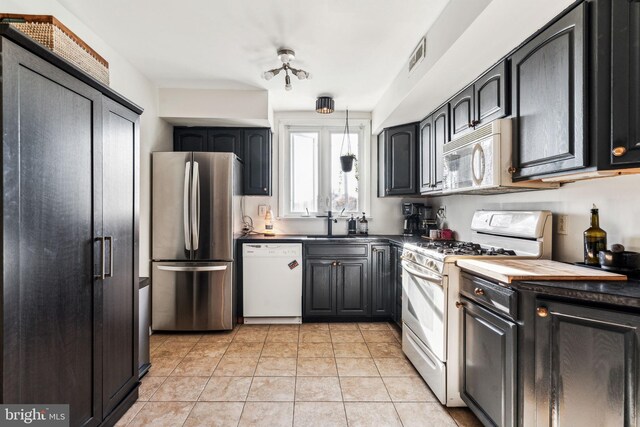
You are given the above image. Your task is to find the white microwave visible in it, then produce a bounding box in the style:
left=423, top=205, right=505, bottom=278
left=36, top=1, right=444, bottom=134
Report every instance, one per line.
left=441, top=119, right=557, bottom=194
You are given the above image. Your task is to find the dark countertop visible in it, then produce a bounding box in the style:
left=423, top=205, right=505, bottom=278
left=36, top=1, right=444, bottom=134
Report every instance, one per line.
left=513, top=279, right=640, bottom=308
left=237, top=234, right=425, bottom=246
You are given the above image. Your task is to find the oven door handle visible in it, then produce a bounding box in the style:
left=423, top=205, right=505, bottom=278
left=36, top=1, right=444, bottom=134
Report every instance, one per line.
left=402, top=262, right=443, bottom=285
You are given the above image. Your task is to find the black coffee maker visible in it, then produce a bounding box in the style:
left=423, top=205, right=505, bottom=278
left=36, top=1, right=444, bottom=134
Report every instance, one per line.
left=402, top=203, right=435, bottom=236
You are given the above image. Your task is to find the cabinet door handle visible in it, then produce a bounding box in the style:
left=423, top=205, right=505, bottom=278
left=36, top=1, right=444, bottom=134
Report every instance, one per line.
left=536, top=306, right=549, bottom=317
left=507, top=166, right=517, bottom=174
left=473, top=287, right=484, bottom=296
left=263, top=187, right=267, bottom=191
left=612, top=146, right=627, bottom=157
left=455, top=301, right=465, bottom=309
left=471, top=119, right=480, bottom=127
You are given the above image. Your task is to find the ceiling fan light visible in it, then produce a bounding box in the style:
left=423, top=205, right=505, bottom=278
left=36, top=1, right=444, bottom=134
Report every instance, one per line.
left=296, top=70, right=308, bottom=80
left=262, top=70, right=275, bottom=80
left=285, top=83, right=293, bottom=91
left=316, top=96, right=335, bottom=114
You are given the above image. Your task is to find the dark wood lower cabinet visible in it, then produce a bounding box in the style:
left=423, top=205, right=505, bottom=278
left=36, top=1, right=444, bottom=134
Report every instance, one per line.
left=371, top=245, right=391, bottom=317
left=336, top=259, right=369, bottom=316
left=461, top=298, right=517, bottom=427
left=534, top=299, right=640, bottom=427
left=304, top=259, right=336, bottom=317
left=304, top=258, right=369, bottom=318
left=1, top=28, right=140, bottom=427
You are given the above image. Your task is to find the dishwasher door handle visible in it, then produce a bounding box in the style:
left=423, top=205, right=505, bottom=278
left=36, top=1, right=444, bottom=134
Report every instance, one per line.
left=157, top=265, right=228, bottom=272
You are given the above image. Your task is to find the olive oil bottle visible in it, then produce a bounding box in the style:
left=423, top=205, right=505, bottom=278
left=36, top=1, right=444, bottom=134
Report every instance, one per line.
left=583, top=205, right=606, bottom=265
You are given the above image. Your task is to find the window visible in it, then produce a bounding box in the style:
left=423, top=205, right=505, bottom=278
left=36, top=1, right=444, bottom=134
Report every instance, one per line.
left=279, top=119, right=370, bottom=217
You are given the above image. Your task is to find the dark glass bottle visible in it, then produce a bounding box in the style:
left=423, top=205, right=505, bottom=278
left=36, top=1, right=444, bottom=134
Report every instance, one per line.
left=358, top=212, right=369, bottom=235
left=584, top=206, right=606, bottom=265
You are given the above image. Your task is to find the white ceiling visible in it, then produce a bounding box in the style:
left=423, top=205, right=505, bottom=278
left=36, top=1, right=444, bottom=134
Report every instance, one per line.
left=57, top=0, right=449, bottom=112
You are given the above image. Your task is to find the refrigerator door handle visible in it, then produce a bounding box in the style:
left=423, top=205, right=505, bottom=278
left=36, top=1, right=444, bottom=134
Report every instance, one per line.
left=183, top=161, right=192, bottom=251
left=157, top=265, right=227, bottom=272
left=105, top=236, right=114, bottom=278
left=191, top=161, right=200, bottom=251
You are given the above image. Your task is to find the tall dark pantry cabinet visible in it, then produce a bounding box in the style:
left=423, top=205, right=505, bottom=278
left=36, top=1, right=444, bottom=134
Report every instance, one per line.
left=0, top=26, right=141, bottom=427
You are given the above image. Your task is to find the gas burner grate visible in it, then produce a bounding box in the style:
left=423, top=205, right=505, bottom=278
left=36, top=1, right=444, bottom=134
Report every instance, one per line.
left=415, top=240, right=516, bottom=256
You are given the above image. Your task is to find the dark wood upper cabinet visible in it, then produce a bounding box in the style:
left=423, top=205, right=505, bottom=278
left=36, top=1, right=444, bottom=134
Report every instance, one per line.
left=174, top=126, right=272, bottom=195
left=510, top=4, right=587, bottom=180
left=174, top=127, right=208, bottom=151
left=378, top=123, right=418, bottom=196
left=450, top=86, right=475, bottom=140
left=609, top=0, right=640, bottom=166
left=432, top=105, right=450, bottom=190
left=208, top=128, right=242, bottom=158
left=474, top=61, right=508, bottom=126
left=534, top=299, right=640, bottom=427
left=243, top=128, right=272, bottom=196
left=419, top=116, right=434, bottom=193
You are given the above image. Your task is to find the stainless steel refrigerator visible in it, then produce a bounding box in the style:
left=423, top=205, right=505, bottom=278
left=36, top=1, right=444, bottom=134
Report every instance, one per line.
left=151, top=152, right=242, bottom=331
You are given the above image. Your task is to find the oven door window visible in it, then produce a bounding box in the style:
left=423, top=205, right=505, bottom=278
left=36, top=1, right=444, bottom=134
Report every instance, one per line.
left=401, top=261, right=447, bottom=361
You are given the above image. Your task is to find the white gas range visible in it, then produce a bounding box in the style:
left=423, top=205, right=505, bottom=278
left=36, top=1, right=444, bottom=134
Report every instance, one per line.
left=401, top=210, right=552, bottom=406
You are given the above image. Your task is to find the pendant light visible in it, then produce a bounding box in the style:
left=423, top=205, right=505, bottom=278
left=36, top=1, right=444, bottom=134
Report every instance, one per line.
left=339, top=109, right=356, bottom=172
left=315, top=96, right=334, bottom=114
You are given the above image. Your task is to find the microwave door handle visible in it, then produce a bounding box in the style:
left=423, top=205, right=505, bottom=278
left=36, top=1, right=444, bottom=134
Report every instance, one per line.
left=183, top=161, right=192, bottom=251
left=471, top=143, right=485, bottom=186
left=191, top=161, right=200, bottom=251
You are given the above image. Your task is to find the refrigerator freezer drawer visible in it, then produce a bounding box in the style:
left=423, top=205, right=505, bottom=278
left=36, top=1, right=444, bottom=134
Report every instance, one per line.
left=152, top=261, right=235, bottom=331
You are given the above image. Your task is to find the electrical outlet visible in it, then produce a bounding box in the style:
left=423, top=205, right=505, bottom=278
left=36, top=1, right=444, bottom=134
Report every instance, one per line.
left=558, top=215, right=568, bottom=235
left=258, top=205, right=267, bottom=218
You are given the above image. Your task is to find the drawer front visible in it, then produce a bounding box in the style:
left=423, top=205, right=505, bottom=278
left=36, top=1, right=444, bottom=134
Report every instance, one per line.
left=460, top=272, right=517, bottom=319
left=305, top=243, right=369, bottom=258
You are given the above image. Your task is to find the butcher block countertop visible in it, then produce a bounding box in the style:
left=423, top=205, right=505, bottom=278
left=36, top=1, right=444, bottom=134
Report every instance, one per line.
left=456, top=259, right=627, bottom=283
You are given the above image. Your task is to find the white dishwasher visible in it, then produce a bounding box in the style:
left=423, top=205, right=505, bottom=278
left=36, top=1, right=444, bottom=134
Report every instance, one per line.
left=242, top=243, right=303, bottom=324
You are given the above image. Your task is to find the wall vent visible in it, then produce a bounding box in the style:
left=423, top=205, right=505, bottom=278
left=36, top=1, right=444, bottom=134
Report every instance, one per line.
left=408, top=37, right=426, bottom=73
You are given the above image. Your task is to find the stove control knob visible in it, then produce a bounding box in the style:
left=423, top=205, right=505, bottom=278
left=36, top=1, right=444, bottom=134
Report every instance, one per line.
left=474, top=288, right=485, bottom=296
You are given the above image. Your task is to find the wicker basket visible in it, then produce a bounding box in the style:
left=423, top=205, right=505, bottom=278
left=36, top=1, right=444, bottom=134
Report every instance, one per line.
left=0, top=14, right=109, bottom=85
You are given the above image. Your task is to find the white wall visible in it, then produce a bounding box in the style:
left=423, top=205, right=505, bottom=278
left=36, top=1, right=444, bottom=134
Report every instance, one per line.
left=159, top=88, right=271, bottom=127
left=373, top=0, right=574, bottom=131
left=4, top=0, right=173, bottom=276
left=428, top=174, right=640, bottom=262
left=242, top=111, right=407, bottom=236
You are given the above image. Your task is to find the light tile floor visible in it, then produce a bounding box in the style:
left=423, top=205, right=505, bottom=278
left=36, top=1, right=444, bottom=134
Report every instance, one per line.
left=117, top=322, right=483, bottom=427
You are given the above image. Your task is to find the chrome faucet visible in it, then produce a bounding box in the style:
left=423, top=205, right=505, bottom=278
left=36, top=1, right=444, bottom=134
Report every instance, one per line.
left=316, top=210, right=338, bottom=236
